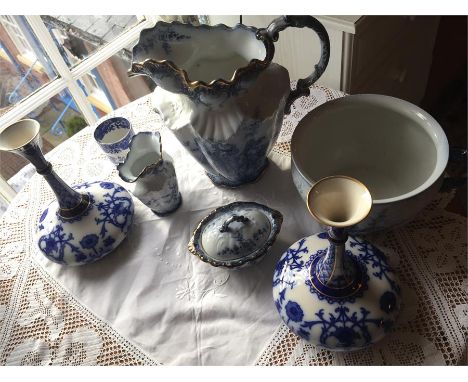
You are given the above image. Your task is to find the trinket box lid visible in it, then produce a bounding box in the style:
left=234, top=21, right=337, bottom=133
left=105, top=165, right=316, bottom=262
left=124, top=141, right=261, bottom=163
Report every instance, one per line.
left=188, top=201, right=282, bottom=268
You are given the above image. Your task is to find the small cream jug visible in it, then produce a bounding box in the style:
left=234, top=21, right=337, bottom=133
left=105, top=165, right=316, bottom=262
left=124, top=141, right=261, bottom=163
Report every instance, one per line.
left=118, top=132, right=182, bottom=216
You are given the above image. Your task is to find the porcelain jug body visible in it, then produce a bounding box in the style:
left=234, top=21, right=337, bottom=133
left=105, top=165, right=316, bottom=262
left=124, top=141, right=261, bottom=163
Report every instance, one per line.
left=130, top=16, right=330, bottom=187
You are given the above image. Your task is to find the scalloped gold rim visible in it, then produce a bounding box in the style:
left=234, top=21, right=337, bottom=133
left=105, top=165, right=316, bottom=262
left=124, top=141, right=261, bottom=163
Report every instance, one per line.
left=117, top=132, right=163, bottom=183
left=129, top=22, right=274, bottom=91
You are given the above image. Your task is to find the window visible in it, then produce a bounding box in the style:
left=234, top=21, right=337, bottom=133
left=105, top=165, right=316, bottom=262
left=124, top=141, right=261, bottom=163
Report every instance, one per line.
left=0, top=16, right=58, bottom=116
left=0, top=16, right=35, bottom=57
left=0, top=15, right=205, bottom=207
left=41, top=15, right=143, bottom=68
left=0, top=15, right=161, bottom=205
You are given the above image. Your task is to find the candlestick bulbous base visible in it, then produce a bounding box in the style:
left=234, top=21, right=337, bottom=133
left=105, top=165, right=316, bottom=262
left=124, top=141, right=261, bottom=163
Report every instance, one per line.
left=273, top=176, right=401, bottom=351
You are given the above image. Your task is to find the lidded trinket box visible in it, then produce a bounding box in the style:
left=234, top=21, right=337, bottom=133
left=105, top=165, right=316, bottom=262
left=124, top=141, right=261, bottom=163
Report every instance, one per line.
left=189, top=201, right=282, bottom=269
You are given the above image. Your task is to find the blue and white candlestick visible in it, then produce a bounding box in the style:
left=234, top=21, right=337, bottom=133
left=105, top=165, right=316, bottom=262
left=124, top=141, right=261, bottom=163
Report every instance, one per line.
left=273, top=176, right=401, bottom=351
left=0, top=119, right=134, bottom=266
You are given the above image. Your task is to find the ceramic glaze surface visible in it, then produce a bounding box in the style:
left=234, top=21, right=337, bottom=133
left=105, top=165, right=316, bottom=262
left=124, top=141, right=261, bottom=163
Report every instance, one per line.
left=133, top=157, right=181, bottom=216
left=36, top=181, right=134, bottom=266
left=307, top=176, right=372, bottom=228
left=273, top=233, right=400, bottom=350
left=153, top=63, right=290, bottom=187
left=94, top=117, right=135, bottom=165
left=201, top=207, right=271, bottom=261
left=131, top=22, right=266, bottom=89
left=0, top=119, right=135, bottom=267
left=291, top=94, right=449, bottom=232
left=118, top=132, right=181, bottom=216
left=131, top=16, right=330, bottom=187
left=189, top=202, right=283, bottom=268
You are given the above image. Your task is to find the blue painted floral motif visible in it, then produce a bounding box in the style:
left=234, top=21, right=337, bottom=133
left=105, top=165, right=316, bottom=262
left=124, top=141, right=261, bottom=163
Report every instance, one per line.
left=38, top=208, right=48, bottom=230
left=273, top=234, right=401, bottom=350
left=273, top=238, right=308, bottom=289
left=349, top=237, right=401, bottom=294
left=100, top=182, right=114, bottom=189
left=55, top=192, right=95, bottom=224
left=304, top=247, right=369, bottom=305
left=131, top=21, right=264, bottom=102
left=38, top=225, right=86, bottom=264
left=189, top=202, right=282, bottom=269
left=37, top=181, right=134, bottom=266
left=39, top=209, right=48, bottom=223
left=317, top=232, right=328, bottom=239
left=276, top=298, right=383, bottom=348
left=79, top=234, right=99, bottom=249
left=94, top=117, right=134, bottom=164
left=94, top=117, right=130, bottom=141
left=145, top=161, right=182, bottom=216
left=95, top=184, right=133, bottom=238
left=300, top=306, right=382, bottom=348
left=216, top=225, right=269, bottom=258
left=158, top=29, right=191, bottom=55
left=103, top=236, right=115, bottom=247
left=131, top=22, right=288, bottom=188
left=285, top=301, right=304, bottom=323
left=200, top=119, right=272, bottom=187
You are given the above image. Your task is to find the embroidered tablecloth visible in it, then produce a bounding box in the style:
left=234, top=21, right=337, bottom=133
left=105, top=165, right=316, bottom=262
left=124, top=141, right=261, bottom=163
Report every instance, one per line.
left=0, top=85, right=466, bottom=365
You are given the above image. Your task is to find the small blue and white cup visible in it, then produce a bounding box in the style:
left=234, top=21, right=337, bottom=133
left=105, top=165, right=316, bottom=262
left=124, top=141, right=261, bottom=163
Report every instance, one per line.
left=94, top=117, right=135, bottom=165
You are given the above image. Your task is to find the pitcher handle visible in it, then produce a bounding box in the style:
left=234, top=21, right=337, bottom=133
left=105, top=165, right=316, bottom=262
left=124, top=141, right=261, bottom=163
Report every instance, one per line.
left=260, top=15, right=330, bottom=114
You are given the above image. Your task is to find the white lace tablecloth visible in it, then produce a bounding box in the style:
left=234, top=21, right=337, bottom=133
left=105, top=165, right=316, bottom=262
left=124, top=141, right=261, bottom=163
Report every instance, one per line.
left=0, top=85, right=466, bottom=365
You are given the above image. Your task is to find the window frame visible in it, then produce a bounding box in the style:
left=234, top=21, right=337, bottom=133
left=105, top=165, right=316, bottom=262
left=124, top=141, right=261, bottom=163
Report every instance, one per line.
left=0, top=15, right=35, bottom=57
left=0, top=15, right=159, bottom=204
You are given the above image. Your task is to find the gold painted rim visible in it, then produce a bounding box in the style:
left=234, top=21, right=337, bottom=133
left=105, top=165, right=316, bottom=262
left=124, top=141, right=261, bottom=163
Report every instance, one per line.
left=306, top=175, right=373, bottom=228
left=131, top=56, right=269, bottom=91
left=118, top=132, right=163, bottom=183
left=187, top=202, right=283, bottom=269
left=129, top=22, right=274, bottom=91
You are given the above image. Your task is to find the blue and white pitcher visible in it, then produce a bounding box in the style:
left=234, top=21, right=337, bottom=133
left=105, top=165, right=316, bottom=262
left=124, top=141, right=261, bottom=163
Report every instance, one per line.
left=129, top=16, right=330, bottom=187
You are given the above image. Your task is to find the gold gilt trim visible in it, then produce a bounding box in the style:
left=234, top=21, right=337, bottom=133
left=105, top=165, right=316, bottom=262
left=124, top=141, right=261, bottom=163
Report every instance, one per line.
left=117, top=132, right=163, bottom=184
left=187, top=202, right=283, bottom=269
left=306, top=175, right=373, bottom=228
left=129, top=21, right=275, bottom=92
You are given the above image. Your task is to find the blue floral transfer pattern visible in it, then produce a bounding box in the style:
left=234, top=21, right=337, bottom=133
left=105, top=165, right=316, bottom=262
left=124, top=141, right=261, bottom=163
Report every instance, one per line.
left=189, top=202, right=282, bottom=269
left=94, top=117, right=135, bottom=165
left=37, top=181, right=134, bottom=266
left=131, top=20, right=290, bottom=188
left=273, top=233, right=401, bottom=351
left=136, top=159, right=182, bottom=216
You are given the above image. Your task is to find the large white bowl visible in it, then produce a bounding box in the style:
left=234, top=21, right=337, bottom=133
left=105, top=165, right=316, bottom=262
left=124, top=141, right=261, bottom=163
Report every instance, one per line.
left=291, top=94, right=449, bottom=232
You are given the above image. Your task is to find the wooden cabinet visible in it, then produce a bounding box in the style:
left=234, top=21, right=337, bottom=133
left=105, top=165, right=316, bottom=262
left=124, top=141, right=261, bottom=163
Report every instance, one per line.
left=207, top=15, right=440, bottom=105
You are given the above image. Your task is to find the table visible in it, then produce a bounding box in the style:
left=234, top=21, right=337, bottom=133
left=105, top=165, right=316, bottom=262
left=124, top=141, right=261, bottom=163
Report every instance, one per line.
left=0, top=85, right=466, bottom=365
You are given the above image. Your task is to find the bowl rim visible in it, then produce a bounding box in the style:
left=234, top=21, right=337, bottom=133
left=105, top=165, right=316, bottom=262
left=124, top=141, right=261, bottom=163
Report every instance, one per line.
left=291, top=94, right=449, bottom=205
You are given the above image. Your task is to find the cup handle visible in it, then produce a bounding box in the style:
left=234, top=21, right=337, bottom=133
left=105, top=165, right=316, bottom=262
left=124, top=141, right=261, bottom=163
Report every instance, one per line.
left=261, top=15, right=330, bottom=114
